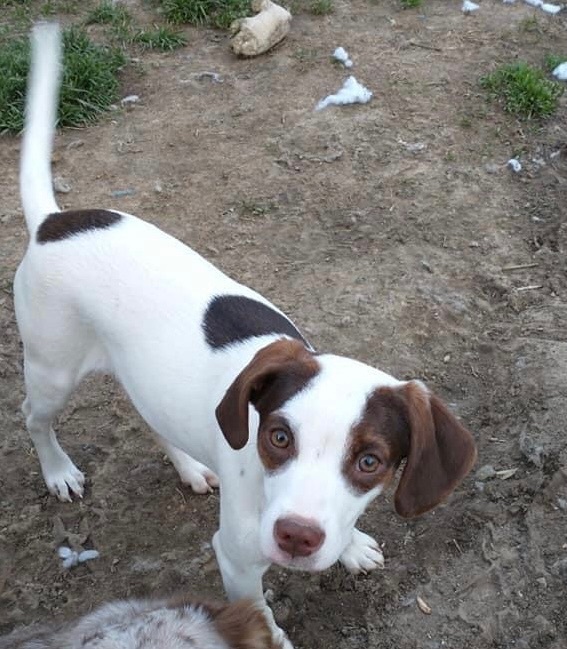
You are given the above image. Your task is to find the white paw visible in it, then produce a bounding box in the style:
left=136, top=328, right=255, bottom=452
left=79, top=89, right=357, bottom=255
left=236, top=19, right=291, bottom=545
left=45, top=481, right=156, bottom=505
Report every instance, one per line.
left=43, top=460, right=85, bottom=502
left=179, top=464, right=219, bottom=494
left=339, top=528, right=384, bottom=575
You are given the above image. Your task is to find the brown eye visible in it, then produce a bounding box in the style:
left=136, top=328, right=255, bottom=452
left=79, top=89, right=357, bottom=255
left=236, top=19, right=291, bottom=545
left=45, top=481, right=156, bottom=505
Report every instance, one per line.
left=270, top=429, right=291, bottom=449
left=358, top=454, right=380, bottom=473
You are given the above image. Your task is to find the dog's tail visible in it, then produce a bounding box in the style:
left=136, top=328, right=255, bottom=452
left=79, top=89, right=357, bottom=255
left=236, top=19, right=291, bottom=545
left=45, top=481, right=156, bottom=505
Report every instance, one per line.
left=20, top=22, right=62, bottom=235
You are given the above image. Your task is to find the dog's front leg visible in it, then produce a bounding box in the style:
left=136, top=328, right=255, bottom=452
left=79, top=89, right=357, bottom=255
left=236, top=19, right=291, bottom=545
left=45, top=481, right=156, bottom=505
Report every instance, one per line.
left=213, top=516, right=293, bottom=649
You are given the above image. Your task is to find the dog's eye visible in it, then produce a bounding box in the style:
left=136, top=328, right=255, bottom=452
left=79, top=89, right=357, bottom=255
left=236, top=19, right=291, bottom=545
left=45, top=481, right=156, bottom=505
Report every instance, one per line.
left=358, top=454, right=380, bottom=473
left=270, top=429, right=290, bottom=448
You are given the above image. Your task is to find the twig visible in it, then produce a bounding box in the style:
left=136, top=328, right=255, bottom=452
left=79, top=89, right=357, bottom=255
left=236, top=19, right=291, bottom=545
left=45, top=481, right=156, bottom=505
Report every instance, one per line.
left=514, top=285, right=544, bottom=292
left=408, top=40, right=443, bottom=52
left=502, top=263, right=538, bottom=272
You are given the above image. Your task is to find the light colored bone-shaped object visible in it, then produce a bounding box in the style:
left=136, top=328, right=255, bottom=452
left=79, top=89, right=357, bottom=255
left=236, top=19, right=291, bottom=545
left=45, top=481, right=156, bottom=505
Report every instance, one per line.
left=231, top=0, right=292, bottom=57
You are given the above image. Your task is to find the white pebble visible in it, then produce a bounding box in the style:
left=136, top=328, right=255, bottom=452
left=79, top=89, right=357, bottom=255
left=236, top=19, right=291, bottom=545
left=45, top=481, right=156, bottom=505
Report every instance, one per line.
left=507, top=158, right=522, bottom=173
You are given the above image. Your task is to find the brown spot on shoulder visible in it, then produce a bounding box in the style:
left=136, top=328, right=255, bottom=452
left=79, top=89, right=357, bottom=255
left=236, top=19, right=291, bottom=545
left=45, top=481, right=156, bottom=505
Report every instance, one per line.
left=36, top=209, right=122, bottom=243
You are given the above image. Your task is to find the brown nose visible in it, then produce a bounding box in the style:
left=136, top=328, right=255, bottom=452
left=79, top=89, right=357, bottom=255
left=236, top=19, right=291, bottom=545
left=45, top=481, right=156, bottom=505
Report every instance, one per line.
left=274, top=517, right=325, bottom=557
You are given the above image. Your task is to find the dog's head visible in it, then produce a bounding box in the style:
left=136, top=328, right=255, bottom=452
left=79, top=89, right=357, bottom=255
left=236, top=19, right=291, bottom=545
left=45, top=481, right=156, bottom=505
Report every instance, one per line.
left=216, top=339, right=477, bottom=572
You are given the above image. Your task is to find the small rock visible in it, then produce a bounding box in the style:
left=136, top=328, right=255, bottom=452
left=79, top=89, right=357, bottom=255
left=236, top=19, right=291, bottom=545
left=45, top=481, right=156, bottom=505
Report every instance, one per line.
left=475, top=481, right=485, bottom=492
left=272, top=600, right=290, bottom=625
left=536, top=577, right=547, bottom=588
left=111, top=189, right=136, bottom=198
left=550, top=558, right=567, bottom=577
left=507, top=158, right=522, bottom=173
left=519, top=429, right=545, bottom=468
left=476, top=464, right=496, bottom=481
left=557, top=498, right=567, bottom=511
left=53, top=176, right=71, bottom=194
left=154, top=181, right=163, bottom=193
left=484, top=163, right=499, bottom=174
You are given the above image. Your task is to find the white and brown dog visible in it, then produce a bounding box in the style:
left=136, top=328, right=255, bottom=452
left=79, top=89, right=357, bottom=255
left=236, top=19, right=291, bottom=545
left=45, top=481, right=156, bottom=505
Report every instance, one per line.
left=14, top=23, right=477, bottom=647
left=0, top=596, right=277, bottom=649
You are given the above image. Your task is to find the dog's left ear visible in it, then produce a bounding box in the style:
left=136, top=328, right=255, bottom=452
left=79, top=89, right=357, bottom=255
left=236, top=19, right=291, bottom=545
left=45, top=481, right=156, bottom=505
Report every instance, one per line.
left=393, top=381, right=477, bottom=518
left=216, top=339, right=319, bottom=450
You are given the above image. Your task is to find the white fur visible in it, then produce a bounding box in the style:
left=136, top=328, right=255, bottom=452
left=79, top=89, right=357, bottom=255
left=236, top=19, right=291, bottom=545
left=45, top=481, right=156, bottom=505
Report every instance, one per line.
left=0, top=598, right=233, bottom=649
left=15, top=24, right=427, bottom=648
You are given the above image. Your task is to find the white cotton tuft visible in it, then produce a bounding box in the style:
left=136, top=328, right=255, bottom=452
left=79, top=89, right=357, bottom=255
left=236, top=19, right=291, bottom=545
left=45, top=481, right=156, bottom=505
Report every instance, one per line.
left=78, top=550, right=100, bottom=563
left=333, top=47, right=353, bottom=68
left=552, top=62, right=567, bottom=80
left=316, top=76, right=372, bottom=111
left=462, top=0, right=480, bottom=12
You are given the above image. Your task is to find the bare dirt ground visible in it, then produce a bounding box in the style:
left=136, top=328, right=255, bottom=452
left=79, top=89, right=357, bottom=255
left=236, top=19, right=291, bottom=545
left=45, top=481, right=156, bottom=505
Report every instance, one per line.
left=1, top=0, right=567, bottom=647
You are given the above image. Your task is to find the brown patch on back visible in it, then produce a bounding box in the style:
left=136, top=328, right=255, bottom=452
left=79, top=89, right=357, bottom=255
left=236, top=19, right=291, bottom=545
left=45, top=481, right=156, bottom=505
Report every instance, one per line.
left=342, top=382, right=477, bottom=517
left=215, top=339, right=319, bottom=450
left=36, top=209, right=122, bottom=243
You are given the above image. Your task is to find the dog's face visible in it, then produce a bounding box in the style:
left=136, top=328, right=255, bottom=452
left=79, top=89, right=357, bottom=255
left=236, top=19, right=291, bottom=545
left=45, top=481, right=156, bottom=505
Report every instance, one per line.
left=216, top=340, right=477, bottom=572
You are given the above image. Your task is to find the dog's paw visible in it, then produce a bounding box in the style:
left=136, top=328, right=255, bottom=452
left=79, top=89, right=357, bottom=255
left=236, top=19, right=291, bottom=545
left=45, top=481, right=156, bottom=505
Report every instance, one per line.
left=44, top=459, right=85, bottom=502
left=178, top=461, right=219, bottom=494
left=339, top=528, right=384, bottom=575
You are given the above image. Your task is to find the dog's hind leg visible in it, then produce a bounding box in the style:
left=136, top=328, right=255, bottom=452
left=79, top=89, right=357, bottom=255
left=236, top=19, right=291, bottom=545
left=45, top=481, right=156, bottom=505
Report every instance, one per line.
left=153, top=435, right=219, bottom=494
left=21, top=352, right=86, bottom=502
left=14, top=265, right=108, bottom=502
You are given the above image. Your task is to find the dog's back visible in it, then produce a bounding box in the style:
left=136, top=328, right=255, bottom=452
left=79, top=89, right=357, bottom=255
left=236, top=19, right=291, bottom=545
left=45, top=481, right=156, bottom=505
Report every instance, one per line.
left=0, top=597, right=277, bottom=649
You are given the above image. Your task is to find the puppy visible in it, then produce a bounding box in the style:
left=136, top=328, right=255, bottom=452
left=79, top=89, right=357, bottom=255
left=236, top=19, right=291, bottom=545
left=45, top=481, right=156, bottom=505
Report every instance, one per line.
left=0, top=596, right=277, bottom=649
left=14, top=23, right=477, bottom=647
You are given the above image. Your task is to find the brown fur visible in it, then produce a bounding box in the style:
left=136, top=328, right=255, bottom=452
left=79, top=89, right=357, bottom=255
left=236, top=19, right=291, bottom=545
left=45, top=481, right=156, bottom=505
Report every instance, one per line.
left=36, top=209, right=122, bottom=243
left=215, top=339, right=319, bottom=450
left=342, top=382, right=476, bottom=517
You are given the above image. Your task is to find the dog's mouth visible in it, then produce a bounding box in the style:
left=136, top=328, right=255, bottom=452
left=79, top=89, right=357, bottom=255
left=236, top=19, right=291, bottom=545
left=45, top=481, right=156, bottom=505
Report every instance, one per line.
left=267, top=548, right=333, bottom=573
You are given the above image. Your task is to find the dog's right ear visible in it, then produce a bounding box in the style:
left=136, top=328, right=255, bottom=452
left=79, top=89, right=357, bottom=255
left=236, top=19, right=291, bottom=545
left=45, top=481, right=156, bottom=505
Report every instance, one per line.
left=215, top=339, right=319, bottom=450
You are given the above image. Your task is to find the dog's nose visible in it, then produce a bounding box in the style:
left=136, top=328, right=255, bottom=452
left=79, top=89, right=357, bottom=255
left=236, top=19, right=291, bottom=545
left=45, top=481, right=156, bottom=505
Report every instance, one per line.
left=274, top=517, right=325, bottom=557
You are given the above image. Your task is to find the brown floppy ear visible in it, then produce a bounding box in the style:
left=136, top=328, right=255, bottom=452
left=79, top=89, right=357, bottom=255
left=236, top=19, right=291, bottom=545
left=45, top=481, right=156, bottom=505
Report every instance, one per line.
left=215, top=339, right=319, bottom=450
left=394, top=381, right=477, bottom=518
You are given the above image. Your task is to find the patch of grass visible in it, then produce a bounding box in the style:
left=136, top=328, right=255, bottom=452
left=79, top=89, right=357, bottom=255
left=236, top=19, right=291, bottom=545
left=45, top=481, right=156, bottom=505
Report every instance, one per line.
left=86, top=1, right=133, bottom=44
left=160, top=0, right=251, bottom=28
left=86, top=1, right=132, bottom=26
left=310, top=0, right=333, bottom=14
left=480, top=62, right=564, bottom=119
left=0, top=27, right=126, bottom=133
left=518, top=15, right=541, bottom=33
left=544, top=53, right=566, bottom=72
left=400, top=0, right=422, bottom=8
left=132, top=26, right=187, bottom=50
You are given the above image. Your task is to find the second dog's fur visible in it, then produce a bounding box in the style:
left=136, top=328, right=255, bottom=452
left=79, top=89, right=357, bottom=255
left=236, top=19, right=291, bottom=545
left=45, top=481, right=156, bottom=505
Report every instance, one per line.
left=0, top=597, right=276, bottom=649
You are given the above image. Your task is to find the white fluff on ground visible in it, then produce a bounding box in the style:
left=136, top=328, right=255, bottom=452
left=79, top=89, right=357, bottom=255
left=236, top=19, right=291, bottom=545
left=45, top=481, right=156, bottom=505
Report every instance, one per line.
left=316, top=76, right=372, bottom=111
